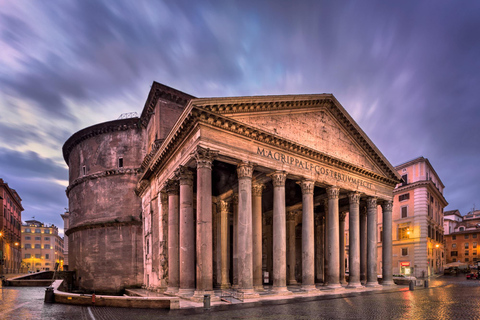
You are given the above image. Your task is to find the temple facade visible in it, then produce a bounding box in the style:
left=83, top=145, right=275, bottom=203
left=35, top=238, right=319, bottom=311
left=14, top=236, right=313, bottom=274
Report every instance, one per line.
left=63, top=82, right=401, bottom=295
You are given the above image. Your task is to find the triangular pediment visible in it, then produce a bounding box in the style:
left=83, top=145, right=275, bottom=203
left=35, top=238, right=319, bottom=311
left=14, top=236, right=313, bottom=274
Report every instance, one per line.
left=191, top=95, right=400, bottom=181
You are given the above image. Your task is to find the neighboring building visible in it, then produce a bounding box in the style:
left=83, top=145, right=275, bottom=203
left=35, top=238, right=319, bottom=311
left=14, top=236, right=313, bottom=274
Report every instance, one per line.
left=445, top=229, right=480, bottom=265
left=63, top=81, right=401, bottom=295
left=21, top=220, right=64, bottom=272
left=444, top=209, right=463, bottom=235
left=389, top=157, right=448, bottom=277
left=0, top=178, right=23, bottom=274
left=60, top=209, right=69, bottom=270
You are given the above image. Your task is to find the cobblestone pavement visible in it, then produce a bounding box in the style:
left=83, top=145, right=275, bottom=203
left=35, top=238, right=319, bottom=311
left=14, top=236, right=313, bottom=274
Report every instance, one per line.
left=2, top=276, right=480, bottom=320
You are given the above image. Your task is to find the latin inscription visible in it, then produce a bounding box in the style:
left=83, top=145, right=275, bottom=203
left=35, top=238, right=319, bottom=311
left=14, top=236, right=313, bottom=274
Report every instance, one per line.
left=257, top=147, right=373, bottom=189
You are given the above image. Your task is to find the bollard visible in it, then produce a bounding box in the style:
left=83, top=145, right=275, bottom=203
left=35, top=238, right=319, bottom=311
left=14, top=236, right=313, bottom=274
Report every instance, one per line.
left=203, top=294, right=211, bottom=309
left=44, top=287, right=55, bottom=303
left=409, top=280, right=414, bottom=291
left=424, top=280, right=428, bottom=288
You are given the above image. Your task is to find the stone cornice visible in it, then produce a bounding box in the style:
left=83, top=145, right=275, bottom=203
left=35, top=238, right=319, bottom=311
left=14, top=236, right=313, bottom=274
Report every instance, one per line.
left=139, top=81, right=195, bottom=128
left=136, top=99, right=401, bottom=194
left=66, top=168, right=141, bottom=197
left=62, top=118, right=141, bottom=164
left=393, top=180, right=448, bottom=207
left=65, top=219, right=142, bottom=237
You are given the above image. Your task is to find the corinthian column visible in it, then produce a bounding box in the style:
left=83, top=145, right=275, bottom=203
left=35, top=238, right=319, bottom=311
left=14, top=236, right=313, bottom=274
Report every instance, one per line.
left=326, top=186, right=341, bottom=289
left=323, top=199, right=329, bottom=285
left=270, top=171, right=291, bottom=295
left=366, top=197, right=379, bottom=287
left=315, top=211, right=325, bottom=284
left=300, top=179, right=317, bottom=292
left=347, top=192, right=362, bottom=288
left=236, top=162, right=257, bottom=297
left=192, top=147, right=218, bottom=300
left=360, top=206, right=367, bottom=283
left=286, top=211, right=298, bottom=285
left=176, top=166, right=195, bottom=297
left=339, top=211, right=347, bottom=285
left=232, top=194, right=239, bottom=288
left=220, top=200, right=231, bottom=289
left=382, top=200, right=394, bottom=286
left=252, top=183, right=264, bottom=291
left=164, top=179, right=179, bottom=295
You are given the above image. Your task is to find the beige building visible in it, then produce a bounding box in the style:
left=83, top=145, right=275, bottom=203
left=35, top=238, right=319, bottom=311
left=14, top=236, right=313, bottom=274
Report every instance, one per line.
left=386, top=157, right=447, bottom=277
left=21, top=220, right=64, bottom=272
left=64, top=82, right=402, bottom=295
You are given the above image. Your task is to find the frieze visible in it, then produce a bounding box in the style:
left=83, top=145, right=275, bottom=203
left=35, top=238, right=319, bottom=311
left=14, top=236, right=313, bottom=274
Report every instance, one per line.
left=257, top=147, right=373, bottom=190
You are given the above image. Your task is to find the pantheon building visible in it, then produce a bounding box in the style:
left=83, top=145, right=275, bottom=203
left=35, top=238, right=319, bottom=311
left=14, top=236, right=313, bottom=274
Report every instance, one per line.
left=63, top=82, right=401, bottom=297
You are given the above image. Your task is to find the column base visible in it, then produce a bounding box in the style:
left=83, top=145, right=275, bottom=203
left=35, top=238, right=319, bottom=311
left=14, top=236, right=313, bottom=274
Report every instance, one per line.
left=301, top=284, right=319, bottom=293
left=177, top=288, right=195, bottom=298
left=271, top=286, right=293, bottom=295
left=238, top=288, right=260, bottom=299
left=346, top=282, right=363, bottom=289
left=287, top=279, right=298, bottom=285
left=365, top=281, right=381, bottom=287
left=382, top=280, right=396, bottom=286
left=164, top=287, right=179, bottom=296
left=220, top=283, right=231, bottom=289
left=326, top=283, right=343, bottom=290
left=191, top=290, right=220, bottom=303
left=254, top=285, right=265, bottom=291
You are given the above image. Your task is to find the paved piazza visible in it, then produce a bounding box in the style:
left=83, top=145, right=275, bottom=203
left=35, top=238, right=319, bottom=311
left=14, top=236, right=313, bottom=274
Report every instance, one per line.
left=1, top=277, right=480, bottom=319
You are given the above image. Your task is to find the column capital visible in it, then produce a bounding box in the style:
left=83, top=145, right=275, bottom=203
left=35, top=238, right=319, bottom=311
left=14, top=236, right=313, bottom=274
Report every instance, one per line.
left=164, top=179, right=179, bottom=195
left=252, top=183, right=264, bottom=196
left=348, top=192, right=361, bottom=204
left=286, top=211, right=299, bottom=222
left=326, top=186, right=340, bottom=199
left=175, top=166, right=194, bottom=186
left=220, top=200, right=230, bottom=214
left=237, top=162, right=254, bottom=179
left=298, top=179, right=315, bottom=194
left=192, top=146, right=218, bottom=169
left=269, top=171, right=287, bottom=187
left=232, top=193, right=239, bottom=205
left=160, top=191, right=168, bottom=204
left=339, top=211, right=347, bottom=222
left=366, top=197, right=377, bottom=209
left=381, top=200, right=393, bottom=212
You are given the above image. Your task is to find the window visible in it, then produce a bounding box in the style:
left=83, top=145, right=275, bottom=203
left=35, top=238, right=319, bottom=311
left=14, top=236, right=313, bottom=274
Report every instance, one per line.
left=465, top=234, right=469, bottom=239
left=398, top=227, right=410, bottom=240
left=44, top=230, right=50, bottom=234
left=25, top=236, right=31, bottom=240
left=25, top=244, right=31, bottom=249
left=465, top=251, right=469, bottom=256
left=25, top=254, right=31, bottom=258
left=452, top=243, right=457, bottom=249
left=474, top=251, right=477, bottom=256
left=45, top=254, right=49, bottom=259
left=25, top=228, right=31, bottom=233
left=459, top=227, right=465, bottom=231
left=451, top=251, right=458, bottom=257
left=474, top=242, right=477, bottom=249
left=118, top=157, right=124, bottom=168
left=465, top=243, right=469, bottom=249
left=401, top=206, right=408, bottom=218
left=45, top=262, right=50, bottom=266
left=399, top=193, right=410, bottom=202
left=402, top=248, right=408, bottom=256
left=401, top=174, right=408, bottom=186
left=35, top=263, right=41, bottom=266
left=474, top=234, right=478, bottom=239
left=44, top=245, right=51, bottom=249
left=44, top=237, right=50, bottom=241
left=453, top=235, right=456, bottom=240
left=465, top=258, right=470, bottom=262
left=35, top=229, right=41, bottom=233
left=35, top=236, right=41, bottom=241
left=35, top=254, right=41, bottom=258
left=82, top=166, right=86, bottom=175
left=34, top=244, right=41, bottom=249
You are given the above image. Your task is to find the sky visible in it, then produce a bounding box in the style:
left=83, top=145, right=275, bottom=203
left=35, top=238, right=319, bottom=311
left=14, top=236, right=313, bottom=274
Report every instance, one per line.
left=1, top=0, right=479, bottom=235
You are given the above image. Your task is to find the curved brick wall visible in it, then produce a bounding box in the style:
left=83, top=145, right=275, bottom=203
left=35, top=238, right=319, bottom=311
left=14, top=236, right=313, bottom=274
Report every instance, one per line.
left=63, top=118, right=145, bottom=293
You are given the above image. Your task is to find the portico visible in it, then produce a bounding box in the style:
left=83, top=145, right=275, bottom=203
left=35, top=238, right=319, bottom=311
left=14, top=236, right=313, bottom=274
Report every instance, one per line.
left=136, top=93, right=401, bottom=299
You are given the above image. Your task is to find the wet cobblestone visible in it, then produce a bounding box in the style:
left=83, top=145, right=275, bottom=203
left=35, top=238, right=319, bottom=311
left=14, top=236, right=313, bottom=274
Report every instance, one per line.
left=2, top=276, right=480, bottom=319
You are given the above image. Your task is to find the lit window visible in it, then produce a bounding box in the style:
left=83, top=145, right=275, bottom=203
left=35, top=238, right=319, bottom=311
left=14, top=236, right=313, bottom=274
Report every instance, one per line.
left=398, top=227, right=410, bottom=240
left=35, top=229, right=41, bottom=233
left=465, top=243, right=469, bottom=249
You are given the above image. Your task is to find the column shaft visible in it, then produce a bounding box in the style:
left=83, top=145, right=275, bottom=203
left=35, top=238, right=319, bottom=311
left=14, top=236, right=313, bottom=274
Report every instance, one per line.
left=382, top=201, right=394, bottom=285
left=326, top=186, right=341, bottom=289
left=271, top=171, right=290, bottom=294
left=315, top=213, right=325, bottom=283
left=347, top=193, right=362, bottom=288
left=286, top=211, right=297, bottom=285
left=300, top=180, right=316, bottom=291
left=236, top=163, right=255, bottom=295
left=220, top=201, right=231, bottom=289
left=360, top=207, right=367, bottom=283
left=165, top=180, right=179, bottom=294
left=232, top=194, right=238, bottom=288
left=252, top=183, right=264, bottom=290
left=366, top=197, right=379, bottom=287
left=339, top=212, right=346, bottom=284
left=177, top=167, right=195, bottom=296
